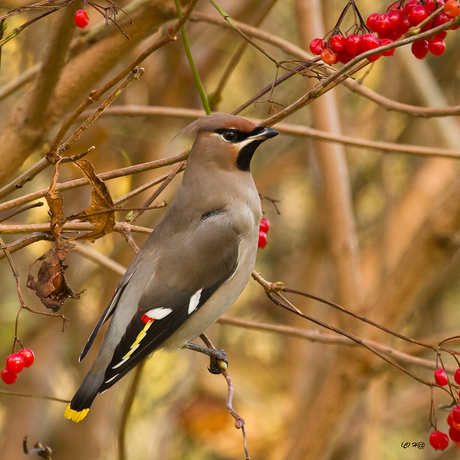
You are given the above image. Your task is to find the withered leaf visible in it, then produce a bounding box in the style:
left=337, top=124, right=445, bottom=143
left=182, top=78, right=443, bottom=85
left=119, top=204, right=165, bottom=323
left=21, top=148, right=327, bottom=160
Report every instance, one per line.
left=27, top=244, right=83, bottom=312
left=45, top=162, right=64, bottom=240
left=45, top=193, right=64, bottom=240
left=71, top=159, right=115, bottom=243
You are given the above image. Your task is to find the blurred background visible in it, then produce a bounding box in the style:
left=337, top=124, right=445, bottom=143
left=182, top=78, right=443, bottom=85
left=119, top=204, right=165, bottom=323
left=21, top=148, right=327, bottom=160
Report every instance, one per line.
left=1, top=0, right=460, bottom=458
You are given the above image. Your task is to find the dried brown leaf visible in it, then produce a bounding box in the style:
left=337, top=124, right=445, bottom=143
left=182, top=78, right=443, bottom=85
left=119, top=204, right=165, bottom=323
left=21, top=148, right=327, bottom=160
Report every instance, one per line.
left=45, top=193, right=64, bottom=239
left=45, top=162, right=64, bottom=240
left=71, top=159, right=115, bottom=242
left=27, top=244, right=83, bottom=312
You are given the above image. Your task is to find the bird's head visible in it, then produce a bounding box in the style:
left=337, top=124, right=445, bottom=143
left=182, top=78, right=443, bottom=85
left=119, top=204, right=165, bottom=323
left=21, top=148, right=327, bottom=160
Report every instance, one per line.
left=183, top=113, right=278, bottom=172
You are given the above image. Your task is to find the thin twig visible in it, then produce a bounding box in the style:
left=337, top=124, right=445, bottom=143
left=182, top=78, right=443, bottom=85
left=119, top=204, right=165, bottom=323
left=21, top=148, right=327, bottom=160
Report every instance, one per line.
left=78, top=105, right=460, bottom=159
left=118, top=361, right=147, bottom=460
left=127, top=161, right=185, bottom=223
left=0, top=152, right=188, bottom=215
left=0, top=389, right=69, bottom=403
left=0, top=221, right=153, bottom=235
left=251, top=271, right=451, bottom=392
left=217, top=315, right=458, bottom=374
left=199, top=333, right=250, bottom=459
left=48, top=67, right=145, bottom=163
left=0, top=233, right=53, bottom=260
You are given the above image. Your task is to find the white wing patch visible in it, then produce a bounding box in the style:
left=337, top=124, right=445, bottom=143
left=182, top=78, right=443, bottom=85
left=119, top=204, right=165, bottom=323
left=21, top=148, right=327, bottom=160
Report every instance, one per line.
left=143, top=307, right=173, bottom=321
left=188, top=289, right=203, bottom=314
left=111, top=308, right=173, bottom=370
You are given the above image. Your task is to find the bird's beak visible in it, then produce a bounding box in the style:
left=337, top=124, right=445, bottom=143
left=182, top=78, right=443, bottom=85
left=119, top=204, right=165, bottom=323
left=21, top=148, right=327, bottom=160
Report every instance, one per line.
left=250, top=127, right=279, bottom=141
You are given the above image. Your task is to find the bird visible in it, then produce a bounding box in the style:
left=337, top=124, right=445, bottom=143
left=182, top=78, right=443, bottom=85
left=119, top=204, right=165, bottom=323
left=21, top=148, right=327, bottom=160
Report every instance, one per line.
left=65, top=113, right=278, bottom=422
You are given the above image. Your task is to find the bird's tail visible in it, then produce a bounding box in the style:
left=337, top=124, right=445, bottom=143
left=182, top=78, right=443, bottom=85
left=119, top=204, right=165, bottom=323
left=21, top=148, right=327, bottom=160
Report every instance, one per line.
left=65, top=371, right=104, bottom=423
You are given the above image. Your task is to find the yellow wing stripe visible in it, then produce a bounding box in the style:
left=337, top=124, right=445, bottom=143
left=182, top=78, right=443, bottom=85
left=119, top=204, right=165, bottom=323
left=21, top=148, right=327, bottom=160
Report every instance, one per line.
left=132, top=320, right=153, bottom=348
left=122, top=343, right=140, bottom=360
left=65, top=404, right=89, bottom=423
left=112, top=320, right=154, bottom=369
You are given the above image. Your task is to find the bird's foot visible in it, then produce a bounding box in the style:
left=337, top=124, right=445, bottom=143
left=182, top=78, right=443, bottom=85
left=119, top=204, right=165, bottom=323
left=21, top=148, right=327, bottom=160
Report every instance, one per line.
left=183, top=342, right=228, bottom=374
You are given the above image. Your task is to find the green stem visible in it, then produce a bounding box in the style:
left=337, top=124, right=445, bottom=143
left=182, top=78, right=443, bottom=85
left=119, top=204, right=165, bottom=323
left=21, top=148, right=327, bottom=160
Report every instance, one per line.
left=175, top=0, right=211, bottom=115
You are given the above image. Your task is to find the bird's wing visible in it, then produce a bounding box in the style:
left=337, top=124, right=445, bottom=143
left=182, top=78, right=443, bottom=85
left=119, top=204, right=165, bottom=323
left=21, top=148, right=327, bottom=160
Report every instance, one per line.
left=99, top=214, right=240, bottom=391
left=78, top=262, right=141, bottom=362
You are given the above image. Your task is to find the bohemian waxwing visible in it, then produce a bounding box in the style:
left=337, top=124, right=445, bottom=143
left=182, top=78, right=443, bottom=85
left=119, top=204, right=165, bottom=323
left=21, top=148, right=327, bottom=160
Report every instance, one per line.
left=65, top=113, right=278, bottom=422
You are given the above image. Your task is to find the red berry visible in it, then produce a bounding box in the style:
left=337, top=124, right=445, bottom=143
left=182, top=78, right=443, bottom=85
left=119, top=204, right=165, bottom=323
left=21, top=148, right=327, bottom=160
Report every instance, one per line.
left=6, top=353, right=25, bottom=374
left=430, top=430, right=449, bottom=451
left=426, top=0, right=445, bottom=13
left=454, top=368, right=460, bottom=385
left=433, top=30, right=448, bottom=40
left=337, top=50, right=355, bottom=63
left=389, top=4, right=405, bottom=18
left=258, top=231, right=268, bottom=249
left=449, top=426, right=460, bottom=443
left=452, top=406, right=460, bottom=423
left=375, top=14, right=391, bottom=32
left=329, top=34, right=345, bottom=52
left=405, top=0, right=421, bottom=15
left=1, top=367, right=17, bottom=385
left=18, top=348, right=35, bottom=368
left=434, top=11, right=451, bottom=27
left=408, top=5, right=429, bottom=25
left=387, top=10, right=402, bottom=30
left=367, top=53, right=381, bottom=62
left=366, top=13, right=379, bottom=32
left=310, top=38, right=325, bottom=55
left=428, top=37, right=446, bottom=55
left=449, top=411, right=460, bottom=431
left=434, top=368, right=448, bottom=385
left=411, top=39, right=429, bottom=59
left=361, top=33, right=380, bottom=51
left=445, top=0, right=460, bottom=18
left=74, top=10, right=90, bottom=29
left=344, top=34, right=362, bottom=54
left=320, top=47, right=337, bottom=65
left=379, top=38, right=396, bottom=56
left=260, top=217, right=270, bottom=233
left=396, top=17, right=412, bottom=37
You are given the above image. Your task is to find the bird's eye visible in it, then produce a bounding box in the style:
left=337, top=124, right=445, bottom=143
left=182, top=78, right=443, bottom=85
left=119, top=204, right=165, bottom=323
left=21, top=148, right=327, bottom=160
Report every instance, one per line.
left=221, top=129, right=238, bottom=142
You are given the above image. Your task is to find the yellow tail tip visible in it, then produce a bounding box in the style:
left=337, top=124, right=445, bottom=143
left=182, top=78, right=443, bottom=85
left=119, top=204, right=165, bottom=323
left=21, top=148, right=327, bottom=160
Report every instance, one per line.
left=65, top=403, right=89, bottom=423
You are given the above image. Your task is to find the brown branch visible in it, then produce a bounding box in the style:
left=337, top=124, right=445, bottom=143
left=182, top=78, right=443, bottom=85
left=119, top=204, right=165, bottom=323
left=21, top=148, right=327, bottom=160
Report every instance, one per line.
left=127, top=160, right=185, bottom=223
left=0, top=233, right=53, bottom=260
left=217, top=315, right=458, bottom=374
left=344, top=77, right=460, bottom=118
left=0, top=221, right=153, bottom=235
left=253, top=273, right=439, bottom=389
left=0, top=151, right=188, bottom=214
left=78, top=105, right=460, bottom=159
left=48, top=67, right=145, bottom=163
left=73, top=242, right=126, bottom=276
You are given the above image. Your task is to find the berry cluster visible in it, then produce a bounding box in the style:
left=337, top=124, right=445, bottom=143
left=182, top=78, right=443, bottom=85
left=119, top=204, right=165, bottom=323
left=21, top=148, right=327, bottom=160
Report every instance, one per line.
left=74, top=10, right=90, bottom=28
left=309, top=0, right=460, bottom=65
left=258, top=217, right=270, bottom=249
left=1, top=348, right=35, bottom=385
left=428, top=367, right=460, bottom=450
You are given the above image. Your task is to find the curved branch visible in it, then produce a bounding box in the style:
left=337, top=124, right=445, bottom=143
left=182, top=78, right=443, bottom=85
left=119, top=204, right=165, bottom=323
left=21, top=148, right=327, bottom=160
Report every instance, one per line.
left=77, top=105, right=460, bottom=159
